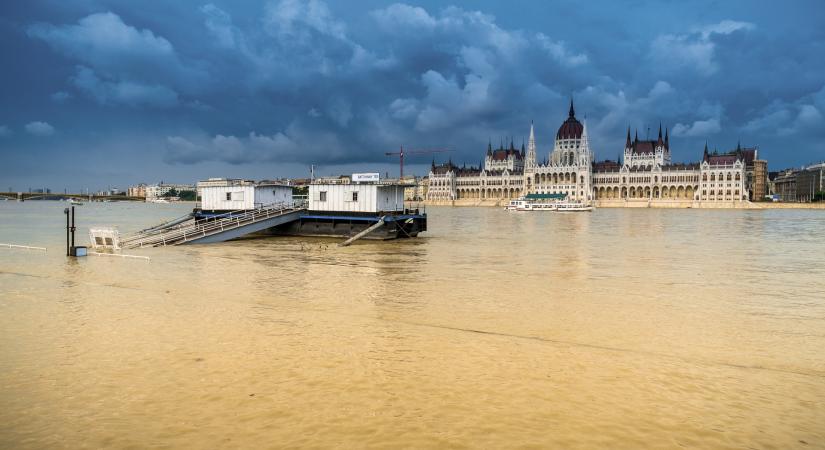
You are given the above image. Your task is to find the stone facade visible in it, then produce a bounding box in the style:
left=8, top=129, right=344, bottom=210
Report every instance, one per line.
left=773, top=169, right=798, bottom=201
left=426, top=100, right=753, bottom=203
left=752, top=160, right=768, bottom=200
left=796, top=162, right=825, bottom=202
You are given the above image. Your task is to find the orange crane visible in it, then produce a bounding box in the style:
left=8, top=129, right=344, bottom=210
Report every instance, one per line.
left=385, top=146, right=452, bottom=179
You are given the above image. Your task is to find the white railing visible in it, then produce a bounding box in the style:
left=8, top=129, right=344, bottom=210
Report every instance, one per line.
left=123, top=202, right=304, bottom=248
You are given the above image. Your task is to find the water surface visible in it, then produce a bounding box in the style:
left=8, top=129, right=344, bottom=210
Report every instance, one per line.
left=1, top=201, right=824, bottom=448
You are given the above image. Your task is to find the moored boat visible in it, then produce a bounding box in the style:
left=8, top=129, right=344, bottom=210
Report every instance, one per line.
left=506, top=193, right=593, bottom=212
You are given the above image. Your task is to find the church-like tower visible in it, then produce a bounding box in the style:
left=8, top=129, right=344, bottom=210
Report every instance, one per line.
left=623, top=123, right=671, bottom=168
left=526, top=121, right=536, bottom=169
left=522, top=99, right=595, bottom=201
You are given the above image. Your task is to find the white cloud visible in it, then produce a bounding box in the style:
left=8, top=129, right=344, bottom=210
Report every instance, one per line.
left=648, top=81, right=674, bottom=98
left=389, top=98, right=419, bottom=119
left=51, top=91, right=72, bottom=102
left=651, top=34, right=716, bottom=75
left=697, top=20, right=756, bottom=39
left=536, top=33, right=588, bottom=67
left=797, top=104, right=823, bottom=127
left=414, top=69, right=494, bottom=132
left=165, top=130, right=302, bottom=165
left=326, top=98, right=353, bottom=127
left=672, top=118, right=721, bottom=137
left=71, top=66, right=179, bottom=108
left=370, top=4, right=437, bottom=30
left=28, top=12, right=201, bottom=99
left=0, top=125, right=11, bottom=137
left=650, top=20, right=755, bottom=76
left=200, top=4, right=238, bottom=49
left=743, top=101, right=824, bottom=137
left=265, top=0, right=347, bottom=40
left=25, top=121, right=55, bottom=136
left=28, top=12, right=174, bottom=65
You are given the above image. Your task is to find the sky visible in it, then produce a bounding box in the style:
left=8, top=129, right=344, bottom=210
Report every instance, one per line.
left=1, top=0, right=824, bottom=191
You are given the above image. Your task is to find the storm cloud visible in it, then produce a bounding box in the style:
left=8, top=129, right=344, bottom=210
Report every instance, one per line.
left=1, top=0, right=824, bottom=190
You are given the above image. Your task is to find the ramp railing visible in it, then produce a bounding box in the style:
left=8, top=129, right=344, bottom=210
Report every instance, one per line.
left=122, top=202, right=304, bottom=248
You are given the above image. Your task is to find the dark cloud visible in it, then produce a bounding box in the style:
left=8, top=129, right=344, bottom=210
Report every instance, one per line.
left=2, top=0, right=824, bottom=190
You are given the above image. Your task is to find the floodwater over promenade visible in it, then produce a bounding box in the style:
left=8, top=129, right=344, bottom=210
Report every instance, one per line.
left=1, top=201, right=824, bottom=448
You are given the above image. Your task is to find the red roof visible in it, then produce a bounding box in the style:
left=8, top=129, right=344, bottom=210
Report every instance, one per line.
left=557, top=99, right=583, bottom=140
left=490, top=149, right=522, bottom=161
left=630, top=140, right=656, bottom=155
left=557, top=116, right=583, bottom=140
left=593, top=160, right=621, bottom=172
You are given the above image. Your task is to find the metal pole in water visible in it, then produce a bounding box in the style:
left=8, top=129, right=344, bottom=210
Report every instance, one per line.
left=64, top=208, right=70, bottom=256
left=71, top=206, right=76, bottom=249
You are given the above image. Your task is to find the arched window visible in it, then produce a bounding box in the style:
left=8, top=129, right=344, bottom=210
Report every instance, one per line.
left=727, top=173, right=732, bottom=181
left=702, top=173, right=707, bottom=181
left=735, top=173, right=741, bottom=181
left=710, top=173, right=715, bottom=181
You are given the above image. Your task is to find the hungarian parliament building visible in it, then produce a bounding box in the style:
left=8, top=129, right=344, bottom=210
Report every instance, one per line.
left=426, top=101, right=766, bottom=203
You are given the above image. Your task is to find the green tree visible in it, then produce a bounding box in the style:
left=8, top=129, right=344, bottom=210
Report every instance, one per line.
left=178, top=190, right=196, bottom=201
left=162, top=188, right=178, bottom=198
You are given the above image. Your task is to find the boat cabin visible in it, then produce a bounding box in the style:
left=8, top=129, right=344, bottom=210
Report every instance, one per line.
left=197, top=178, right=293, bottom=212
left=309, top=183, right=405, bottom=213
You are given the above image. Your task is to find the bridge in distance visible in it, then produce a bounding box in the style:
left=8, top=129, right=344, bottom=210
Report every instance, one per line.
left=0, top=192, right=146, bottom=202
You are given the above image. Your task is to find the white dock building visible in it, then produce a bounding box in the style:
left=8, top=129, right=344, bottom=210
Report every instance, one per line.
left=197, top=178, right=293, bottom=211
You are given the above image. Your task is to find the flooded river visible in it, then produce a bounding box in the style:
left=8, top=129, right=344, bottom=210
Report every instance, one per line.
left=1, top=201, right=824, bottom=448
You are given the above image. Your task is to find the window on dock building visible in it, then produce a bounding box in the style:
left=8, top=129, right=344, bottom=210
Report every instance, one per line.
left=319, top=191, right=327, bottom=202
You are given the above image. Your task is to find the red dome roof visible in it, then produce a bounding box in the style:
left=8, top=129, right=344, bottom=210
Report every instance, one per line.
left=556, top=100, right=583, bottom=140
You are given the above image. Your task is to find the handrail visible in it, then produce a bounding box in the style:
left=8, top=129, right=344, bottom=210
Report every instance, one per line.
left=123, top=202, right=304, bottom=248
left=122, top=202, right=286, bottom=242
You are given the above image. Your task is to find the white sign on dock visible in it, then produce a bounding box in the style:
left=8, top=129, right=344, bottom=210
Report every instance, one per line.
left=352, top=173, right=380, bottom=183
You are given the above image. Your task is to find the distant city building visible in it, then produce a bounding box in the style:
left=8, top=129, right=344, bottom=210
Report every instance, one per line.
left=752, top=159, right=768, bottom=200
left=796, top=162, right=825, bottom=202
left=773, top=169, right=798, bottom=201
left=314, top=175, right=351, bottom=185
left=145, top=183, right=195, bottom=199
left=95, top=188, right=124, bottom=196
left=127, top=184, right=147, bottom=197
left=427, top=99, right=756, bottom=203
left=402, top=176, right=427, bottom=201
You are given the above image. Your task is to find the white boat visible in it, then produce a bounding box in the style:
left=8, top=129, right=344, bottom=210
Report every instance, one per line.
left=504, top=199, right=528, bottom=210
left=505, top=194, right=593, bottom=212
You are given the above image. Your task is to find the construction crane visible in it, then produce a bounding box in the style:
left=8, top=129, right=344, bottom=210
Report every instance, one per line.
left=385, top=146, right=452, bottom=179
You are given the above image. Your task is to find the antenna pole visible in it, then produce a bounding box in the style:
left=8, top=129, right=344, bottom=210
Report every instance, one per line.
left=400, top=145, right=404, bottom=179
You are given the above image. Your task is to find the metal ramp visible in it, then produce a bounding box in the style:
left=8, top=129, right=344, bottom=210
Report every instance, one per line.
left=121, top=204, right=305, bottom=248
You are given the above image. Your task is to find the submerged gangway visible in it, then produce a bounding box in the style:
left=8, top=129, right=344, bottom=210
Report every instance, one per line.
left=121, top=203, right=305, bottom=248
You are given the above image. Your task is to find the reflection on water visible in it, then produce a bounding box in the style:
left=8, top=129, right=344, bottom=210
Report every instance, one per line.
left=1, top=201, right=825, bottom=448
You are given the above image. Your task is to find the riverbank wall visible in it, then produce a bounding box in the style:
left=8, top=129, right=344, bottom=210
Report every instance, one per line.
left=423, top=199, right=825, bottom=209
